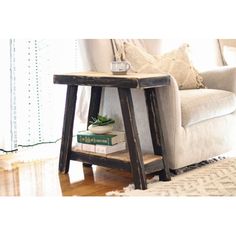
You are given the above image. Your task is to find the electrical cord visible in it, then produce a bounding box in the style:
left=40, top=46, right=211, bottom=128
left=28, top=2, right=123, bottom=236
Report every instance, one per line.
left=0, top=148, right=18, bottom=153
left=0, top=138, right=60, bottom=153
left=18, top=138, right=62, bottom=148
left=0, top=135, right=77, bottom=153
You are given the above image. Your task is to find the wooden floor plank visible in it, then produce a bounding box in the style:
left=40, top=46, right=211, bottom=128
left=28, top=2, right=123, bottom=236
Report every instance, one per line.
left=0, top=158, right=133, bottom=196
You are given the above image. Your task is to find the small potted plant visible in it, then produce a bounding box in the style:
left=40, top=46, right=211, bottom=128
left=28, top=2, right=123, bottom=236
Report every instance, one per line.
left=88, top=115, right=115, bottom=134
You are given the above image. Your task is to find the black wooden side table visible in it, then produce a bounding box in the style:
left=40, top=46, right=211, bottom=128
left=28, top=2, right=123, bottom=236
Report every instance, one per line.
left=53, top=72, right=171, bottom=190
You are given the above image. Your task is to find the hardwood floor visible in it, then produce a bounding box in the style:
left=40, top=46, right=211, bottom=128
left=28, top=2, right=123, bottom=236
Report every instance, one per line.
left=0, top=158, right=134, bottom=196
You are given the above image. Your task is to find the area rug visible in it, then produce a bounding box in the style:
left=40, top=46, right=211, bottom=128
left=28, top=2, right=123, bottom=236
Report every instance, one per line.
left=107, top=157, right=236, bottom=196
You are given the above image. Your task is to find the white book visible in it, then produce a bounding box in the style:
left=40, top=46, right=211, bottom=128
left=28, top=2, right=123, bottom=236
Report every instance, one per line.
left=95, top=142, right=126, bottom=154
left=73, top=142, right=83, bottom=151
left=82, top=143, right=96, bottom=152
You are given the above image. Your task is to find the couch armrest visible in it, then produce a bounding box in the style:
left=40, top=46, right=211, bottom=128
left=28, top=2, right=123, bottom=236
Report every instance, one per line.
left=154, top=75, right=182, bottom=164
left=200, top=66, right=236, bottom=94
left=156, top=75, right=182, bottom=130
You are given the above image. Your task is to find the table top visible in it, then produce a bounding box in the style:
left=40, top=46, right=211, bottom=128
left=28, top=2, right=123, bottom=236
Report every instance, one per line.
left=53, top=71, right=170, bottom=89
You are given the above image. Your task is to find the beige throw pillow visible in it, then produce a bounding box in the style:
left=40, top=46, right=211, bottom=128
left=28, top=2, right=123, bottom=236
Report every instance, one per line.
left=123, top=42, right=205, bottom=89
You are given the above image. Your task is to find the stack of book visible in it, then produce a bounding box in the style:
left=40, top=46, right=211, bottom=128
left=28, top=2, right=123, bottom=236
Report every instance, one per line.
left=75, top=130, right=126, bottom=154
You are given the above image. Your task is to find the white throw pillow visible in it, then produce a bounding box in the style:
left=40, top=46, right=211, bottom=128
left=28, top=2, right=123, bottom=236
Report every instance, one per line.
left=123, top=42, right=205, bottom=90
left=223, top=46, right=236, bottom=66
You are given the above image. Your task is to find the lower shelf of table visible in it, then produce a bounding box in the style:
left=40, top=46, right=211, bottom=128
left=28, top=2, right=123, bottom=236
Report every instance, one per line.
left=71, top=147, right=164, bottom=174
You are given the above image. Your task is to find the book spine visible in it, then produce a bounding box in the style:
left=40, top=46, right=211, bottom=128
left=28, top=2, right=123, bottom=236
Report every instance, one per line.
left=73, top=143, right=83, bottom=151
left=77, top=135, right=112, bottom=146
left=95, top=142, right=126, bottom=154
left=82, top=143, right=96, bottom=152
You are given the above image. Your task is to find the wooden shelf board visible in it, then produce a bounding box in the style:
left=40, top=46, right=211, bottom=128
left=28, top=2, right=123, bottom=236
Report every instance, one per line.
left=72, top=146, right=162, bottom=165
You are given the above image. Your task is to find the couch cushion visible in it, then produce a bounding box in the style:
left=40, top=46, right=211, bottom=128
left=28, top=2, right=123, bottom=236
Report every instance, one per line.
left=123, top=42, right=205, bottom=89
left=181, top=89, right=236, bottom=127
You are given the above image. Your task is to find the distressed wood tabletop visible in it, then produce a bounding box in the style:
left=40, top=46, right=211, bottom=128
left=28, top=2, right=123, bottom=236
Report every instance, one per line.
left=53, top=71, right=170, bottom=88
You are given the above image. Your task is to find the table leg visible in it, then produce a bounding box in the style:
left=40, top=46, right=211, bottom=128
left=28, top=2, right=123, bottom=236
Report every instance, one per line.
left=87, top=86, right=102, bottom=128
left=83, top=86, right=102, bottom=168
left=118, top=88, right=147, bottom=190
left=144, top=88, right=171, bottom=181
left=59, top=85, right=78, bottom=173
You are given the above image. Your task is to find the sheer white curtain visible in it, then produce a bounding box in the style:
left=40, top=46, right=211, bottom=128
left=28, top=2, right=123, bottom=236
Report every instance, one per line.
left=0, top=39, right=85, bottom=153
left=0, top=39, right=13, bottom=151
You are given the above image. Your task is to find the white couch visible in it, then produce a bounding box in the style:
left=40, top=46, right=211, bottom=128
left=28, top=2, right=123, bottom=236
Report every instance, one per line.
left=78, top=39, right=236, bottom=170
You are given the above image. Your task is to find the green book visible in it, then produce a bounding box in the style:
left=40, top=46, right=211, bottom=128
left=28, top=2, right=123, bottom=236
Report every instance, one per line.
left=77, top=131, right=125, bottom=146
